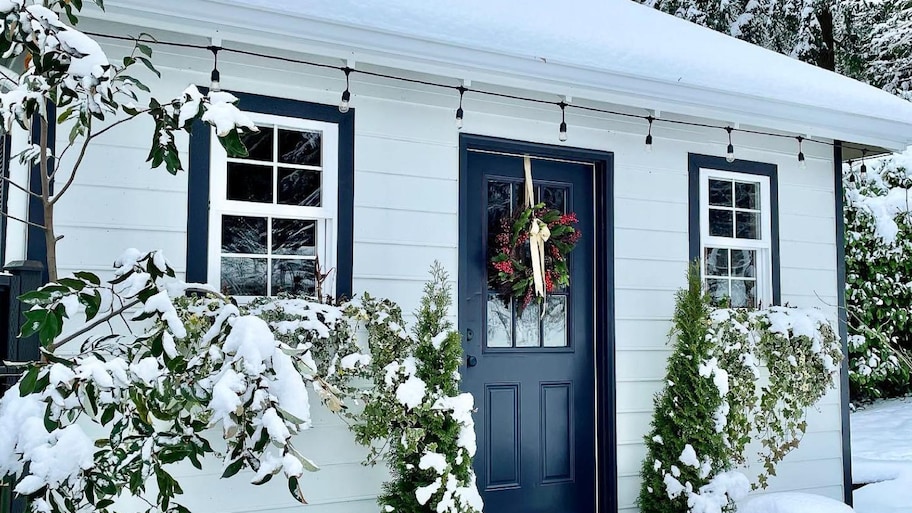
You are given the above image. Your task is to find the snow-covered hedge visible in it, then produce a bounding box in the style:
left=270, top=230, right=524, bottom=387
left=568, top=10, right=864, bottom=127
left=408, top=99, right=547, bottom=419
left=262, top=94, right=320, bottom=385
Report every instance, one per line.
left=0, top=251, right=481, bottom=513
left=845, top=150, right=912, bottom=401
left=639, top=265, right=842, bottom=513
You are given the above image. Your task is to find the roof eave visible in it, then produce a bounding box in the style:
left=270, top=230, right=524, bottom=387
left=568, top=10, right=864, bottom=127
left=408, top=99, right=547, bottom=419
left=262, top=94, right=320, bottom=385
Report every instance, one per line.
left=92, top=0, right=912, bottom=151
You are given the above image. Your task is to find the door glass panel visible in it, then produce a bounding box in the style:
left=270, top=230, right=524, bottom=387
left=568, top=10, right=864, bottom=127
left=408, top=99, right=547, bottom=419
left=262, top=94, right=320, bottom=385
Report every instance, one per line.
left=542, top=186, right=566, bottom=213
left=486, top=295, right=512, bottom=348
left=515, top=302, right=541, bottom=347
left=543, top=295, right=568, bottom=347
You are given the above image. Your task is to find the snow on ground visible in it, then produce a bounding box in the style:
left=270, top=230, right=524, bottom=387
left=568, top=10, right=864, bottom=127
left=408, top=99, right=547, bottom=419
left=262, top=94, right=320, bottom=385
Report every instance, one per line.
left=739, top=492, right=854, bottom=513
left=851, top=396, right=912, bottom=513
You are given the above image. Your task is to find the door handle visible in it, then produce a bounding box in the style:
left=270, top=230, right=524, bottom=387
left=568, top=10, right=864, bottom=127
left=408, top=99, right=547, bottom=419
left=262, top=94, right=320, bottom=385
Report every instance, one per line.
left=466, top=355, right=478, bottom=368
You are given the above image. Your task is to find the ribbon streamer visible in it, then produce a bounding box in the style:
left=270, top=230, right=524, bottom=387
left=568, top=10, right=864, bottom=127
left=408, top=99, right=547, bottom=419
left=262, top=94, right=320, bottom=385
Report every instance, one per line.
left=524, top=156, right=550, bottom=310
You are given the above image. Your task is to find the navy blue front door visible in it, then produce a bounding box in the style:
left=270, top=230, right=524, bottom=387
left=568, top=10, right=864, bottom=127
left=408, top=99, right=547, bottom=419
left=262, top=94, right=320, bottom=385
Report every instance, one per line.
left=460, top=147, right=597, bottom=513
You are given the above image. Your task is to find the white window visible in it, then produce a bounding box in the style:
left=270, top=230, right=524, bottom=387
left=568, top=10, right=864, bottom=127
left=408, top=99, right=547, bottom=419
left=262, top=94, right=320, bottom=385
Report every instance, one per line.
left=699, top=169, right=772, bottom=308
left=208, top=113, right=338, bottom=297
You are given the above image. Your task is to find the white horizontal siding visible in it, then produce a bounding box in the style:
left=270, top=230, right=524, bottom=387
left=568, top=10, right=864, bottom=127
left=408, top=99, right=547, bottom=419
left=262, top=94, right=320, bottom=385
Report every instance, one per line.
left=42, top=28, right=846, bottom=513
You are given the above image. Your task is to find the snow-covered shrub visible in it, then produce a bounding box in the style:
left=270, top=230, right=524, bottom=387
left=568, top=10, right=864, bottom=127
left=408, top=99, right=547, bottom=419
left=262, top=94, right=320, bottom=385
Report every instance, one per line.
left=0, top=250, right=345, bottom=513
left=707, top=307, right=842, bottom=488
left=0, top=253, right=481, bottom=513
left=845, top=150, right=912, bottom=401
left=349, top=264, right=483, bottom=513
left=639, top=264, right=843, bottom=512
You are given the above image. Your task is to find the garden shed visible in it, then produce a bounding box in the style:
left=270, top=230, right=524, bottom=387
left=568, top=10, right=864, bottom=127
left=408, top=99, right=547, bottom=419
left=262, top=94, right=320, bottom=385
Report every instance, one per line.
left=4, top=0, right=912, bottom=512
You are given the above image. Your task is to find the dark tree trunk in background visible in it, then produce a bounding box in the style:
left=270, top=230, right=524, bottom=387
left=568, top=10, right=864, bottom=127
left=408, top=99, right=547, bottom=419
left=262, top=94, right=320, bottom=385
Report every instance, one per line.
left=817, top=6, right=837, bottom=71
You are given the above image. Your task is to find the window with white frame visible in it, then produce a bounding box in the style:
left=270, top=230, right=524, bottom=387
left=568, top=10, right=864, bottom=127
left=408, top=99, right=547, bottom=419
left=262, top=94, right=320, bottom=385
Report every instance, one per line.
left=207, top=113, right=338, bottom=297
left=700, top=169, right=772, bottom=308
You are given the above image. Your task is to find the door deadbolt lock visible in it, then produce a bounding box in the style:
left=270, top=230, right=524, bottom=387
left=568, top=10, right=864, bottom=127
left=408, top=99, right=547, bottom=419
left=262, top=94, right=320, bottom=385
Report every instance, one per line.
left=466, top=355, right=478, bottom=367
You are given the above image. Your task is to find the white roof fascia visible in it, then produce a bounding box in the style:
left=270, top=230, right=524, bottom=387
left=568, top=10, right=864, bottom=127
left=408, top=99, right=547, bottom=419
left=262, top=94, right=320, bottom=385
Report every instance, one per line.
left=89, top=0, right=912, bottom=150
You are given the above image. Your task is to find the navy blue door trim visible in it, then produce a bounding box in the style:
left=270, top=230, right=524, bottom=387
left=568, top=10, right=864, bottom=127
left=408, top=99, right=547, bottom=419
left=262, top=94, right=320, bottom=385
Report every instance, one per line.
left=458, top=134, right=616, bottom=513
left=187, top=91, right=354, bottom=299
left=833, top=141, right=852, bottom=506
left=687, top=153, right=781, bottom=305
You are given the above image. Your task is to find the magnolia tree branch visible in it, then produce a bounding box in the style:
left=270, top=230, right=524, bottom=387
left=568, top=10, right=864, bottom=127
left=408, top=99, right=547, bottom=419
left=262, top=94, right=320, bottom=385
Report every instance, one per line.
left=1, top=176, right=42, bottom=199
left=0, top=211, right=47, bottom=231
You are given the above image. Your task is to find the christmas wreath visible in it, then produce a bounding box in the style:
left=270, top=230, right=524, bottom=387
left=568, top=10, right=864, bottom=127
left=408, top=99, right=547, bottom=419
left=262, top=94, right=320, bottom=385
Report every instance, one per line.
left=489, top=202, right=581, bottom=314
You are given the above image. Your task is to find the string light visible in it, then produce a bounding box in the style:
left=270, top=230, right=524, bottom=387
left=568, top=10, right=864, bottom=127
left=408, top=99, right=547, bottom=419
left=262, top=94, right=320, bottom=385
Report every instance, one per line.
left=847, top=160, right=856, bottom=184
left=84, top=31, right=875, bottom=162
left=339, top=67, right=352, bottom=114
left=455, top=86, right=466, bottom=130
left=208, top=46, right=221, bottom=92
left=797, top=136, right=806, bottom=169
left=860, top=149, right=868, bottom=182
left=558, top=102, right=568, bottom=142
left=725, top=127, right=735, bottom=163
left=645, top=115, right=654, bottom=152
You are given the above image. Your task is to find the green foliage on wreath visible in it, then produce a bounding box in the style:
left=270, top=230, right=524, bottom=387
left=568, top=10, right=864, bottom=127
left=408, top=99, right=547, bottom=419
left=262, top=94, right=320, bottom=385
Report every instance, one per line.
left=489, top=203, right=580, bottom=313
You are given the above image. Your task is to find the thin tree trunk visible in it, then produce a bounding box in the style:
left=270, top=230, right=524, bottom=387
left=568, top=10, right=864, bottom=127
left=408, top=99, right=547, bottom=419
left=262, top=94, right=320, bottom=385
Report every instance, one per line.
left=38, top=118, right=57, bottom=282
left=817, top=6, right=837, bottom=72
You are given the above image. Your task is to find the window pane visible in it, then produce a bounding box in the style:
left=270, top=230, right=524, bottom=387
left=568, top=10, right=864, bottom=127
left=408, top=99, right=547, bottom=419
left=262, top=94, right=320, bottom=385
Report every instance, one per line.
left=735, top=211, right=760, bottom=239
left=735, top=181, right=759, bottom=210
left=221, top=215, right=267, bottom=254
left=708, top=179, right=733, bottom=207
left=730, top=279, right=757, bottom=308
left=238, top=126, right=274, bottom=162
left=221, top=257, right=267, bottom=296
left=730, top=249, right=756, bottom=278
left=227, top=162, right=273, bottom=203
left=488, top=180, right=512, bottom=229
left=272, top=259, right=316, bottom=295
left=272, top=218, right=316, bottom=256
left=278, top=129, right=321, bottom=166
left=277, top=168, right=321, bottom=206
left=516, top=301, right=541, bottom=347
left=512, top=181, right=524, bottom=215
left=706, top=278, right=730, bottom=306
left=704, top=247, right=729, bottom=277
left=487, top=294, right=512, bottom=348
left=542, top=186, right=567, bottom=214
left=708, top=209, right=734, bottom=237
left=543, top=295, right=568, bottom=347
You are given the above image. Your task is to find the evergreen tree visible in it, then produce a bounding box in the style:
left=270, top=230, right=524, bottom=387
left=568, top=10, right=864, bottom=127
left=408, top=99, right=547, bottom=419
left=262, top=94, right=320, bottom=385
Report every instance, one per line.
left=868, top=0, right=912, bottom=100
left=637, top=263, right=729, bottom=513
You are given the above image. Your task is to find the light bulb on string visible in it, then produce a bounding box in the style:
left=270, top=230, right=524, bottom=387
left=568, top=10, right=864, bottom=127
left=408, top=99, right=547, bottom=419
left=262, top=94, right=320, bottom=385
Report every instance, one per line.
left=847, top=160, right=856, bottom=185
left=208, top=46, right=221, bottom=92
left=558, top=102, right=568, bottom=142
left=796, top=136, right=806, bottom=169
left=645, top=116, right=654, bottom=152
left=860, top=149, right=868, bottom=182
left=339, top=67, right=352, bottom=114
left=725, top=127, right=735, bottom=163
left=455, top=86, right=466, bottom=130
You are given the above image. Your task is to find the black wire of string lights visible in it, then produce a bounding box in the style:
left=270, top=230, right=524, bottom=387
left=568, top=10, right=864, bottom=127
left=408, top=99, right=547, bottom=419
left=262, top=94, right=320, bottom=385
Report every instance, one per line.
left=85, top=31, right=872, bottom=165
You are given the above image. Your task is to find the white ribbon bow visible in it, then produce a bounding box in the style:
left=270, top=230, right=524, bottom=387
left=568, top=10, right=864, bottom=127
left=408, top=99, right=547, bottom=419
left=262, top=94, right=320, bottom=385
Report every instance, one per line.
left=524, top=156, right=550, bottom=307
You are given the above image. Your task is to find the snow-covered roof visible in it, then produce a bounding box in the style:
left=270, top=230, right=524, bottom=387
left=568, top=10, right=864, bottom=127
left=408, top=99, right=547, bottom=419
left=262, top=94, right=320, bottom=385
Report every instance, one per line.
left=98, top=0, right=912, bottom=150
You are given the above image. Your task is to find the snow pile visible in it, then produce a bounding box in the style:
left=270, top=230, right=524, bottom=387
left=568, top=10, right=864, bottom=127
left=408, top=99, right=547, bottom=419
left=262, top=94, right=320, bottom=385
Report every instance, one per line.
left=738, top=492, right=854, bottom=513
left=851, top=397, right=912, bottom=513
